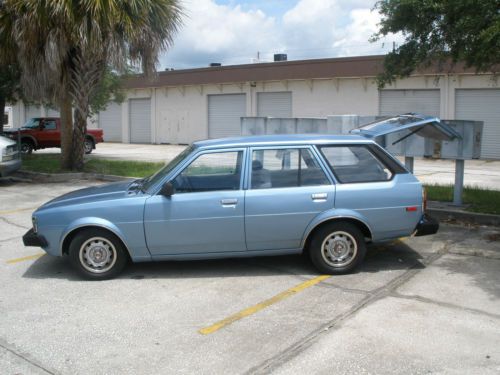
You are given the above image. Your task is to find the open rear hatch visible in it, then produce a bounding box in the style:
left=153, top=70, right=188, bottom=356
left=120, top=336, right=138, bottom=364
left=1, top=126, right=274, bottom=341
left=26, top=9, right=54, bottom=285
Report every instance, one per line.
left=350, top=113, right=461, bottom=144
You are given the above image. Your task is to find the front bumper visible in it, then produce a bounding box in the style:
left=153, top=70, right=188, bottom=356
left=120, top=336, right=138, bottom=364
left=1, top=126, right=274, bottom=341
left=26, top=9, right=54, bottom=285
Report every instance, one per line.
left=23, top=228, right=48, bottom=248
left=414, top=214, right=439, bottom=237
left=0, top=158, right=21, bottom=177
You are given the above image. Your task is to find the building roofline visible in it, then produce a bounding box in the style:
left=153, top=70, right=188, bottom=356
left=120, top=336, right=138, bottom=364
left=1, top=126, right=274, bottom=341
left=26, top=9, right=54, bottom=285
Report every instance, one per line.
left=123, top=54, right=483, bottom=90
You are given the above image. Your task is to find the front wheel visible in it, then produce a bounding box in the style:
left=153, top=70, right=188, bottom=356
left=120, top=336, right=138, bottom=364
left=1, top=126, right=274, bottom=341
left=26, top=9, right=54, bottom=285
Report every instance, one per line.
left=309, top=222, right=366, bottom=274
left=84, top=138, right=94, bottom=154
left=68, top=228, right=128, bottom=280
left=20, top=140, right=34, bottom=154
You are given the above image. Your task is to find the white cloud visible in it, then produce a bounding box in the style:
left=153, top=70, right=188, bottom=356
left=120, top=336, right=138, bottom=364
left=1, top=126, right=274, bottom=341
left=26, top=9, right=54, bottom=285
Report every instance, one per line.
left=159, top=0, right=402, bottom=69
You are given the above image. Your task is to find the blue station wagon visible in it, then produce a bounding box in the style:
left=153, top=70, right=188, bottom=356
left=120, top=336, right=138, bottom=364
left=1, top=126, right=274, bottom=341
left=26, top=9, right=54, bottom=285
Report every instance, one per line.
left=23, top=115, right=449, bottom=280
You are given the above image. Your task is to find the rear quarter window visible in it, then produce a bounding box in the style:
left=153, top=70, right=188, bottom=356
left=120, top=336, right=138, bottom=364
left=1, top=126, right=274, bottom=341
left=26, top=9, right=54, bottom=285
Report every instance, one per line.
left=319, top=145, right=394, bottom=183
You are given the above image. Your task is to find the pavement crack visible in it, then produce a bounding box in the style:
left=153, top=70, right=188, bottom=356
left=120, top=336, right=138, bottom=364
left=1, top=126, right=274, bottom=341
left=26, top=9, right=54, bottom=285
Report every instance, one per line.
left=246, top=250, right=447, bottom=375
left=390, top=292, right=500, bottom=320
left=0, top=216, right=30, bottom=230
left=0, top=338, right=58, bottom=375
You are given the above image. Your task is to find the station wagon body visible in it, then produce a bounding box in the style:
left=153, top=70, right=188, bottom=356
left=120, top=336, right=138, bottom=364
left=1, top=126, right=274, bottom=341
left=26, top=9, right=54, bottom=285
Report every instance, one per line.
left=23, top=115, right=447, bottom=279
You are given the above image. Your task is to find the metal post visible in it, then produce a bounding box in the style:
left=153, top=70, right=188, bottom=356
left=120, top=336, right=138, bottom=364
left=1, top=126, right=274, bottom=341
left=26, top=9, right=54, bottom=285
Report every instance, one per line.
left=404, top=156, right=414, bottom=173
left=453, top=159, right=465, bottom=206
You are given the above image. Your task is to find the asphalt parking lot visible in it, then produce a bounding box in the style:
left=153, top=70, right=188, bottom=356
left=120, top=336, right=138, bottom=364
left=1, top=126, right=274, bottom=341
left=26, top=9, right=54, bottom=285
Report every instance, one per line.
left=1, top=179, right=500, bottom=374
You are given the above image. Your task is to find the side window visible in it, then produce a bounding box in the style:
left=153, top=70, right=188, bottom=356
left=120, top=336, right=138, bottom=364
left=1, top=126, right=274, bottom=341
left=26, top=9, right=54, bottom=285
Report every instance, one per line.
left=172, top=151, right=242, bottom=193
left=251, top=148, right=330, bottom=189
left=43, top=120, right=56, bottom=130
left=319, top=145, right=393, bottom=183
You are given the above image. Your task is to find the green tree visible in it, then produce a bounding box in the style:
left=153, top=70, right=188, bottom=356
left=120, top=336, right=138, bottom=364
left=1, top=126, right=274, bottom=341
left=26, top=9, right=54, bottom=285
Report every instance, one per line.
left=373, top=0, right=500, bottom=87
left=1, top=0, right=183, bottom=170
left=0, top=65, right=21, bottom=133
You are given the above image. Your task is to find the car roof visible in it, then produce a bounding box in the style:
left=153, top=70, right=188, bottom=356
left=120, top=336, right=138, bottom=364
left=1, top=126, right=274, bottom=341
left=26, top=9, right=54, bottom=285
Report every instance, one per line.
left=193, top=134, right=372, bottom=149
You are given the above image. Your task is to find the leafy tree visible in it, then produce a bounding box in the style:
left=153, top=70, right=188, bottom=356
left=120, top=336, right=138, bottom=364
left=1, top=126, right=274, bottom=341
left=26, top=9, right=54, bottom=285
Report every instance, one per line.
left=373, top=0, right=500, bottom=87
left=1, top=0, right=183, bottom=170
left=0, top=65, right=21, bottom=133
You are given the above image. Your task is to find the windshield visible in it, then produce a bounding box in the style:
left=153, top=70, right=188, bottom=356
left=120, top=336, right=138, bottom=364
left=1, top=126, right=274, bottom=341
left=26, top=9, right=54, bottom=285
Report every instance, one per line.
left=142, top=145, right=195, bottom=191
left=22, top=118, right=41, bottom=129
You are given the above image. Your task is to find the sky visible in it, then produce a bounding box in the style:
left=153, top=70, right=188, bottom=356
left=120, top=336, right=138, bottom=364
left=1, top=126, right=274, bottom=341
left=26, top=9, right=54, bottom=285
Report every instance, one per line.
left=159, top=0, right=403, bottom=70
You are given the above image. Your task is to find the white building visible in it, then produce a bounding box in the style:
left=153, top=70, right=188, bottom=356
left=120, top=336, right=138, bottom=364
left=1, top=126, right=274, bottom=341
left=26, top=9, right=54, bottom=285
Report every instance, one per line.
left=9, top=55, right=500, bottom=159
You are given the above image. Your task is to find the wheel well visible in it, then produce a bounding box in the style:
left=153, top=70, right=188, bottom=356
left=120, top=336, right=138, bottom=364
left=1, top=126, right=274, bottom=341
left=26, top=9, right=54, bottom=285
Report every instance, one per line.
left=303, top=218, right=372, bottom=251
left=85, top=135, right=95, bottom=144
left=62, top=226, right=131, bottom=259
left=21, top=137, right=35, bottom=146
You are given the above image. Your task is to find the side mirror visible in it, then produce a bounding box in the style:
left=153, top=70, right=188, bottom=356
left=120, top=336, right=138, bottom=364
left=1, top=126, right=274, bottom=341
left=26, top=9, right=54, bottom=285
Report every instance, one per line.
left=160, top=181, right=175, bottom=197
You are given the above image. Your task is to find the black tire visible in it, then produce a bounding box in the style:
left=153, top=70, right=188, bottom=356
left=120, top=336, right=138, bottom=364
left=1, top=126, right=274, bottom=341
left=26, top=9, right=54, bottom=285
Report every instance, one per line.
left=20, top=140, right=34, bottom=154
left=68, top=228, right=128, bottom=280
left=84, top=138, right=94, bottom=154
left=309, top=222, right=366, bottom=274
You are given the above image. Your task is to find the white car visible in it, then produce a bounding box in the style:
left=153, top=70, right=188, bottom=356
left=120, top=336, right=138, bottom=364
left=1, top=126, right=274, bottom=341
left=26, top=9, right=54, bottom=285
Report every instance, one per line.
left=0, top=134, right=21, bottom=177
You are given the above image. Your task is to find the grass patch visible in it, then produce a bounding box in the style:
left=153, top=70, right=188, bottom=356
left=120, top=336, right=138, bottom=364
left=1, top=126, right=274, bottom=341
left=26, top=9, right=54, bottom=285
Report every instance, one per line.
left=425, top=184, right=500, bottom=215
left=21, top=154, right=164, bottom=178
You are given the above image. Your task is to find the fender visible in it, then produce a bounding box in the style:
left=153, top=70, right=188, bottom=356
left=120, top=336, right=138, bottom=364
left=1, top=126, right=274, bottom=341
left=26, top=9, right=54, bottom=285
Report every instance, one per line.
left=59, top=217, right=151, bottom=261
left=20, top=134, right=38, bottom=148
left=301, top=208, right=373, bottom=248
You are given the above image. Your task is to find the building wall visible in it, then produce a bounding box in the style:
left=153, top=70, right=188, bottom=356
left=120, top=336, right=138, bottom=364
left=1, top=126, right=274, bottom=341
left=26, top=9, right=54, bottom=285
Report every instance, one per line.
left=8, top=73, right=498, bottom=146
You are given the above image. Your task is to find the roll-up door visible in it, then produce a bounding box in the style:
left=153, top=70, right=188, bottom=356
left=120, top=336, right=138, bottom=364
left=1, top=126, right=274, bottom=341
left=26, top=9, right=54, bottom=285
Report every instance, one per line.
left=25, top=105, right=42, bottom=122
left=99, top=102, right=122, bottom=142
left=257, top=92, right=292, bottom=117
left=129, top=98, right=151, bottom=144
left=208, top=94, right=246, bottom=138
left=456, top=89, right=500, bottom=159
left=379, top=90, right=440, bottom=117
left=46, top=108, right=60, bottom=117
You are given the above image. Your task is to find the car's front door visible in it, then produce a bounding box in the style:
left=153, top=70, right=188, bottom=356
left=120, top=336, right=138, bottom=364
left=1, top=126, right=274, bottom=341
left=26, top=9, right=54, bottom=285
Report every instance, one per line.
left=37, top=119, right=59, bottom=147
left=245, top=146, right=335, bottom=251
left=144, top=149, right=247, bottom=256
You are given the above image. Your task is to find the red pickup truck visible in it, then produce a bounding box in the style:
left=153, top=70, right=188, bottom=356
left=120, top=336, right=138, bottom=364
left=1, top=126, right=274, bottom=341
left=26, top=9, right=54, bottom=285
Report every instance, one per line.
left=4, top=117, right=104, bottom=154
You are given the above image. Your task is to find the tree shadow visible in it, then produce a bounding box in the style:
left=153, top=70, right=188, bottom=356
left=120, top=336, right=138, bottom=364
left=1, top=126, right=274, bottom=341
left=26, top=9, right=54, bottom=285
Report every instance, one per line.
left=22, top=240, right=428, bottom=282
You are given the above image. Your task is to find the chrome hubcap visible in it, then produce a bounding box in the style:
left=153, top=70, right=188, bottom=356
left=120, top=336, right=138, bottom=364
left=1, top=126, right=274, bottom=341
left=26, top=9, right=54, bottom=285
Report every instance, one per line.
left=84, top=141, right=92, bottom=152
left=79, top=237, right=117, bottom=273
left=321, top=231, right=357, bottom=267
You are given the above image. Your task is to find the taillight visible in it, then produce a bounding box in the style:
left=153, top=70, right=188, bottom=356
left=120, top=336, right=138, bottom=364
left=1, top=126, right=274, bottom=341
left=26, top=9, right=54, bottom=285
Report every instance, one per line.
left=422, top=187, right=427, bottom=212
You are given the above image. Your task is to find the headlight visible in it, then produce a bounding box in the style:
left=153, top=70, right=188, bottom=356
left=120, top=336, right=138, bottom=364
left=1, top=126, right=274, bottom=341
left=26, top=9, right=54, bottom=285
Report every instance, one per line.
left=32, top=216, right=38, bottom=233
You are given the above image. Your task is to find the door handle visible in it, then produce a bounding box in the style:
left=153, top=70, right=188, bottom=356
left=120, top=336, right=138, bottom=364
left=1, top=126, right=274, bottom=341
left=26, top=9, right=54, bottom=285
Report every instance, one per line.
left=220, top=198, right=238, bottom=206
left=311, top=193, right=328, bottom=201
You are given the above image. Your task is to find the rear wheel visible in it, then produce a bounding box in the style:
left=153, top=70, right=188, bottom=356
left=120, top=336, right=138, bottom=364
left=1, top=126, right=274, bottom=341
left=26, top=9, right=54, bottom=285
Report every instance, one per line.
left=84, top=138, right=94, bottom=154
left=309, top=222, right=366, bottom=274
left=68, top=228, right=128, bottom=280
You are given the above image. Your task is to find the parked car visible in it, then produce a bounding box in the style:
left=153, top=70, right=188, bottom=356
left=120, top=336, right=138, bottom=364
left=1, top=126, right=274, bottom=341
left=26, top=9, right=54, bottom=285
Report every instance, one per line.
left=0, top=134, right=21, bottom=177
left=3, top=117, right=103, bottom=154
left=23, top=114, right=455, bottom=280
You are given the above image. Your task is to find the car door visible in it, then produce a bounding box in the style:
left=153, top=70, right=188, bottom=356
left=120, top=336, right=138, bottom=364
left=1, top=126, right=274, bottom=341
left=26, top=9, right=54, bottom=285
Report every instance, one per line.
left=144, top=148, right=247, bottom=256
left=37, top=119, right=59, bottom=147
left=245, top=146, right=335, bottom=251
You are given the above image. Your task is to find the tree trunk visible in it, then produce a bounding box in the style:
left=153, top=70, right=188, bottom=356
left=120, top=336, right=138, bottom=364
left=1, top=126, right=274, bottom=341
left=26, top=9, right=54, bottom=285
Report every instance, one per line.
left=72, top=108, right=87, bottom=171
left=0, top=96, right=5, bottom=134
left=59, top=92, right=73, bottom=169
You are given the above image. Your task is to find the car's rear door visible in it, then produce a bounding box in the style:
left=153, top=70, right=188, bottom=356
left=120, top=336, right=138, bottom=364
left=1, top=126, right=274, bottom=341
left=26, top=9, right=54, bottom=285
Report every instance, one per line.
left=144, top=148, right=247, bottom=256
left=244, top=146, right=335, bottom=251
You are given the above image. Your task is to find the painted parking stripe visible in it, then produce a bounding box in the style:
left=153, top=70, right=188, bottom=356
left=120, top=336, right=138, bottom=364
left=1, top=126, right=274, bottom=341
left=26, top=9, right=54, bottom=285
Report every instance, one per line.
left=6, top=253, right=45, bottom=264
left=199, top=275, right=331, bottom=335
left=0, top=207, right=36, bottom=215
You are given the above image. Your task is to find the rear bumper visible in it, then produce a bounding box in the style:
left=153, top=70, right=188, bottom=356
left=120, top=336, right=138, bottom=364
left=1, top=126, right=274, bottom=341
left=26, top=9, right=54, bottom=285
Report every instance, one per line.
left=23, top=228, right=48, bottom=248
left=414, top=214, right=439, bottom=237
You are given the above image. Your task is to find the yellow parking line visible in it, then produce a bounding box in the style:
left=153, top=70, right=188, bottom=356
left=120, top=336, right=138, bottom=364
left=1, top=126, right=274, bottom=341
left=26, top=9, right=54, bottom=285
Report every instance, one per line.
left=199, top=275, right=331, bottom=335
left=0, top=207, right=36, bottom=215
left=6, top=253, right=45, bottom=264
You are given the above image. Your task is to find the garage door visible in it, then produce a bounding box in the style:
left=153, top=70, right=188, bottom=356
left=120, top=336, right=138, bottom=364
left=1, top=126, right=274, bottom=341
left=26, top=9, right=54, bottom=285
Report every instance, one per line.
left=257, top=92, right=292, bottom=117
left=129, top=98, right=151, bottom=144
left=46, top=108, right=60, bottom=117
left=208, top=94, right=246, bottom=138
left=456, top=89, right=500, bottom=159
left=379, top=90, right=440, bottom=117
left=25, top=105, right=42, bottom=121
left=99, top=102, right=122, bottom=142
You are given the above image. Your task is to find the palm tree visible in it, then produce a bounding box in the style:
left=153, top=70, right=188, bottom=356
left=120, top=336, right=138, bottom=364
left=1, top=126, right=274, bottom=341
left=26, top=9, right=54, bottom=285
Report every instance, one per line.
left=1, top=0, right=183, bottom=170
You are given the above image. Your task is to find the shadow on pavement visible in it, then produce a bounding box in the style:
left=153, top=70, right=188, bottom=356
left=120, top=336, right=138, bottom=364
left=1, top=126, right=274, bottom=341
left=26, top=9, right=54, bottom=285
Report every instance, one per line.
left=22, top=240, right=427, bottom=282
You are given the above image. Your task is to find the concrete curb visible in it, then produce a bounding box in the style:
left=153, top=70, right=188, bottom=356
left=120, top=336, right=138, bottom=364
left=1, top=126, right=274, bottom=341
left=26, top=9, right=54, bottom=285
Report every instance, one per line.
left=14, top=170, right=133, bottom=183
left=427, top=207, right=500, bottom=227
